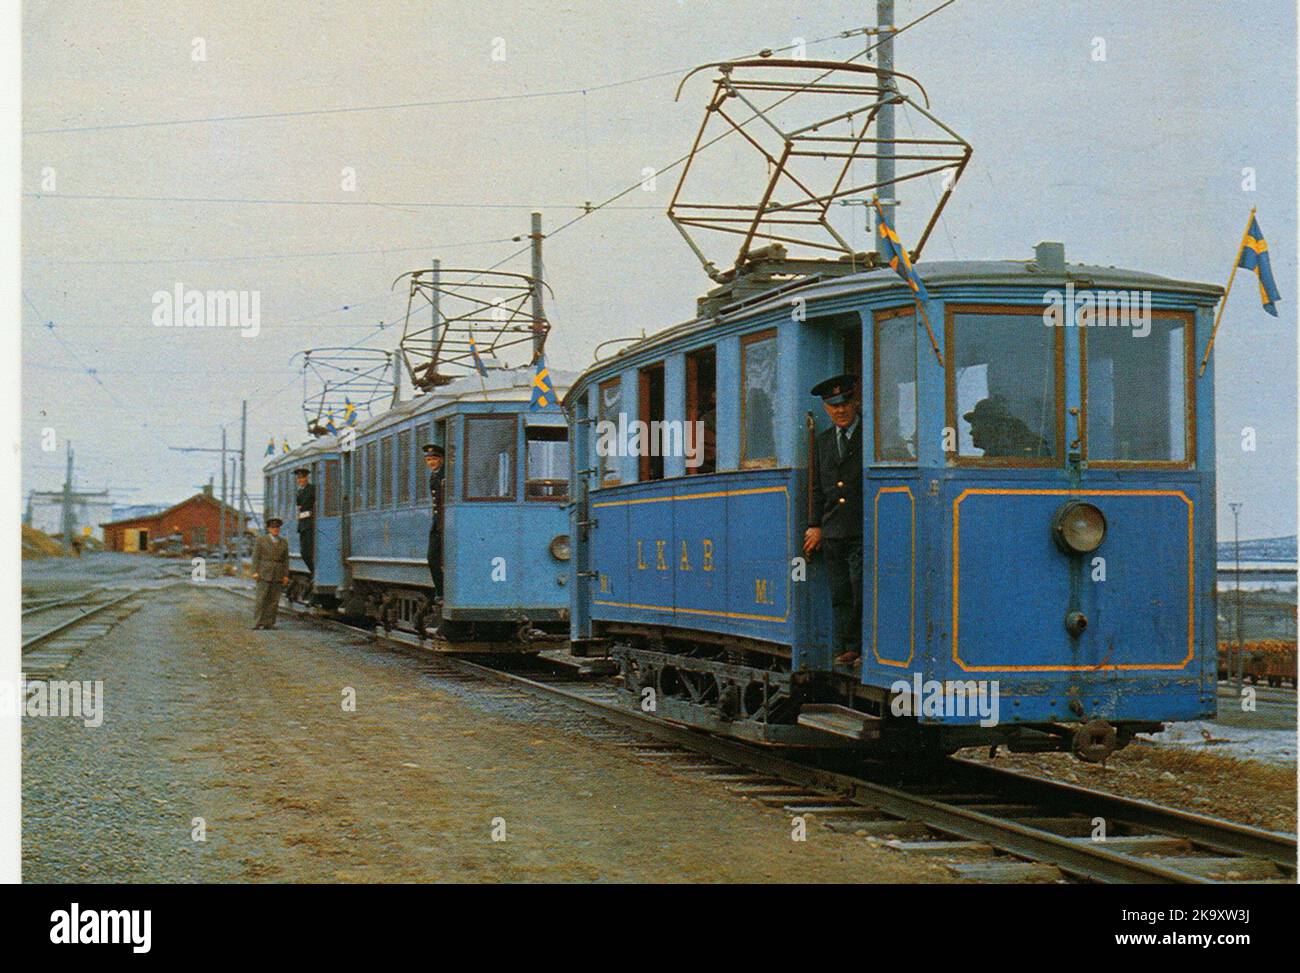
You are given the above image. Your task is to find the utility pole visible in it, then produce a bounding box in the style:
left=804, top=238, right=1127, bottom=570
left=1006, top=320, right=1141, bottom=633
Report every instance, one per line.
left=1229, top=501, right=1245, bottom=692
left=874, top=0, right=897, bottom=254
left=239, top=401, right=248, bottom=554
left=219, top=427, right=228, bottom=560
left=60, top=441, right=74, bottom=554
left=170, top=429, right=229, bottom=560
left=530, top=212, right=546, bottom=359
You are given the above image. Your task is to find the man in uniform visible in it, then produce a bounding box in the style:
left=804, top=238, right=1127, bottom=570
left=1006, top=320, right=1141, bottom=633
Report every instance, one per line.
left=423, top=444, right=445, bottom=596
left=293, top=467, right=316, bottom=577
left=802, top=373, right=864, bottom=666
left=251, top=517, right=291, bottom=629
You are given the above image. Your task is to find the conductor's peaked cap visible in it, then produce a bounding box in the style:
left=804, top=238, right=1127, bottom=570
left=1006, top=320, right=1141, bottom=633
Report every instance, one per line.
left=810, top=372, right=859, bottom=405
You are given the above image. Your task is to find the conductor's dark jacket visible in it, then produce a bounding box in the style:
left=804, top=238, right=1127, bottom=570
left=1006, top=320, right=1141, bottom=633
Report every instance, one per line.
left=809, top=420, right=863, bottom=539
left=295, top=483, right=316, bottom=530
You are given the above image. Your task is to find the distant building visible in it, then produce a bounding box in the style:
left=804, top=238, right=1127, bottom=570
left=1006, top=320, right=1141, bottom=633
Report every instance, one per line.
left=25, top=490, right=114, bottom=542
left=101, top=487, right=243, bottom=553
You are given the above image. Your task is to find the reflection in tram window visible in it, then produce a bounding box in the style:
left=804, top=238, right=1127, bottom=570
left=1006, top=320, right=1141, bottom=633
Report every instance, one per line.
left=741, top=330, right=777, bottom=467
left=597, top=378, right=622, bottom=486
left=464, top=415, right=516, bottom=500
left=1085, top=316, right=1190, bottom=463
left=875, top=311, right=918, bottom=462
left=951, top=310, right=1058, bottom=461
left=526, top=425, right=570, bottom=500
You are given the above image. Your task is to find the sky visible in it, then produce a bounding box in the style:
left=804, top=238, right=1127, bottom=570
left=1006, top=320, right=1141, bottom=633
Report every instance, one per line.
left=19, top=0, right=1298, bottom=540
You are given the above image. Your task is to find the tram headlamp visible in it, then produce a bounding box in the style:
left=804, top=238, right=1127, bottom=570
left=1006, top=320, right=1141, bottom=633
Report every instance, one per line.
left=548, top=534, right=572, bottom=561
left=1052, top=501, right=1106, bottom=554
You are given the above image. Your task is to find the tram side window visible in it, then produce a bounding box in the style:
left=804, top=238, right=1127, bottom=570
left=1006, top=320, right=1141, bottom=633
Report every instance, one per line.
left=741, top=330, right=777, bottom=467
left=875, top=310, right=918, bottom=462
left=1085, top=315, right=1189, bottom=463
left=597, top=379, right=622, bottom=486
left=264, top=476, right=274, bottom=525
left=365, top=442, right=378, bottom=509
left=324, top=459, right=340, bottom=516
left=686, top=347, right=717, bottom=474
left=379, top=436, right=393, bottom=506
left=464, top=415, right=516, bottom=500
left=351, top=452, right=362, bottom=512
left=639, top=363, right=665, bottom=481
left=396, top=430, right=411, bottom=505
left=526, top=426, right=570, bottom=500
left=951, top=309, right=1059, bottom=462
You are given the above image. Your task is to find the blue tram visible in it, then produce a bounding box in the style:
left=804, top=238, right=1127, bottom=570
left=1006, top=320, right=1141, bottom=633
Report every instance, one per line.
left=264, top=437, right=343, bottom=605
left=268, top=367, right=576, bottom=643
left=566, top=244, right=1221, bottom=760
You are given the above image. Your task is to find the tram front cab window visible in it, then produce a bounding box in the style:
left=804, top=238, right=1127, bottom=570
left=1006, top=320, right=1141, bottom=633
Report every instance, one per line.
left=597, top=378, right=622, bottom=486
left=874, top=308, right=918, bottom=463
left=1084, top=312, right=1192, bottom=465
left=464, top=415, right=516, bottom=500
left=525, top=423, right=570, bottom=500
left=948, top=306, right=1061, bottom=464
left=741, top=330, right=777, bottom=468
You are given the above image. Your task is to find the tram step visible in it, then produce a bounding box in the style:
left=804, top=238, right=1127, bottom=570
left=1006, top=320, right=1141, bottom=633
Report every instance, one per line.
left=795, top=704, right=881, bottom=741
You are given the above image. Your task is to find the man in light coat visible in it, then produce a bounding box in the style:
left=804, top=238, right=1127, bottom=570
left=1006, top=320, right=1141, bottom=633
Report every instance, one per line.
left=251, top=517, right=291, bottom=630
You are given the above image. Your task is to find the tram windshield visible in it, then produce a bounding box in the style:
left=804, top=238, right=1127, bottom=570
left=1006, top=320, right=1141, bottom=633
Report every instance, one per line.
left=1084, top=315, right=1190, bottom=464
left=950, top=309, right=1059, bottom=462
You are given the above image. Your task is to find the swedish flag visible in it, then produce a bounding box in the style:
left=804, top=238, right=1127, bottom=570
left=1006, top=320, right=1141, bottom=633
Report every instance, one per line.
left=1238, top=215, right=1281, bottom=317
left=265, top=437, right=275, bottom=457
left=530, top=355, right=554, bottom=411
left=343, top=397, right=358, bottom=426
left=324, top=410, right=338, bottom=434
left=469, top=334, right=489, bottom=377
left=281, top=439, right=290, bottom=454
left=872, top=197, right=931, bottom=303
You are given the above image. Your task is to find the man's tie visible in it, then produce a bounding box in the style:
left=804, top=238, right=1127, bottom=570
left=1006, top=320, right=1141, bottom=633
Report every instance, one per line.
left=837, top=428, right=846, bottom=460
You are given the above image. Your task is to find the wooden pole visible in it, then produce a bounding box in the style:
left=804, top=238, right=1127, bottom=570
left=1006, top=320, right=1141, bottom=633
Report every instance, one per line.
left=1199, top=206, right=1255, bottom=377
left=914, top=295, right=944, bottom=369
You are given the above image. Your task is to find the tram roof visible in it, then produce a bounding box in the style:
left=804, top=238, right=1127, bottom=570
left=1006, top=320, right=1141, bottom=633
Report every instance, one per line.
left=565, top=254, right=1222, bottom=399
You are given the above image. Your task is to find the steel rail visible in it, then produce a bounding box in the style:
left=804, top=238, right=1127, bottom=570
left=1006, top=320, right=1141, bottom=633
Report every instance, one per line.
left=21, top=591, right=140, bottom=651
left=948, top=757, right=1296, bottom=869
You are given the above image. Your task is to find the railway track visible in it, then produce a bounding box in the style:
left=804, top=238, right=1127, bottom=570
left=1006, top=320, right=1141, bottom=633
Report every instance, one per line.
left=214, top=583, right=1298, bottom=885
left=21, top=578, right=186, bottom=679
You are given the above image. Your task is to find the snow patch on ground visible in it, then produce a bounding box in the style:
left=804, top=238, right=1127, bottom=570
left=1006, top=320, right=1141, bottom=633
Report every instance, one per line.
left=1142, top=721, right=1297, bottom=766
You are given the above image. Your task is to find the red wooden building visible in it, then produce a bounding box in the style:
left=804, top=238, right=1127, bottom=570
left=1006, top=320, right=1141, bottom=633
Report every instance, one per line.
left=101, top=490, right=243, bottom=553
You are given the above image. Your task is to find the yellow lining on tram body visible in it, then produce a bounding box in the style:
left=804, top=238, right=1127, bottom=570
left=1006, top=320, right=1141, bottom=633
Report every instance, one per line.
left=872, top=485, right=916, bottom=668
left=951, top=488, right=1195, bottom=673
left=592, top=484, right=792, bottom=623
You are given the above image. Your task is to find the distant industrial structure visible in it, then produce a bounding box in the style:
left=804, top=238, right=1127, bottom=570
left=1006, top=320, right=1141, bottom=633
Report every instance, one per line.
left=24, top=489, right=113, bottom=543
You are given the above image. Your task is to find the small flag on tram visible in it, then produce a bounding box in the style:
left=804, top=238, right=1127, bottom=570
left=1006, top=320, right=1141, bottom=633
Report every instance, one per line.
left=872, top=197, right=931, bottom=304
left=324, top=411, right=338, bottom=434
left=530, top=355, right=555, bottom=411
left=282, top=439, right=290, bottom=454
left=343, top=397, right=358, bottom=426
left=265, top=437, right=275, bottom=457
left=1237, top=215, right=1281, bottom=317
left=469, top=334, right=489, bottom=377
